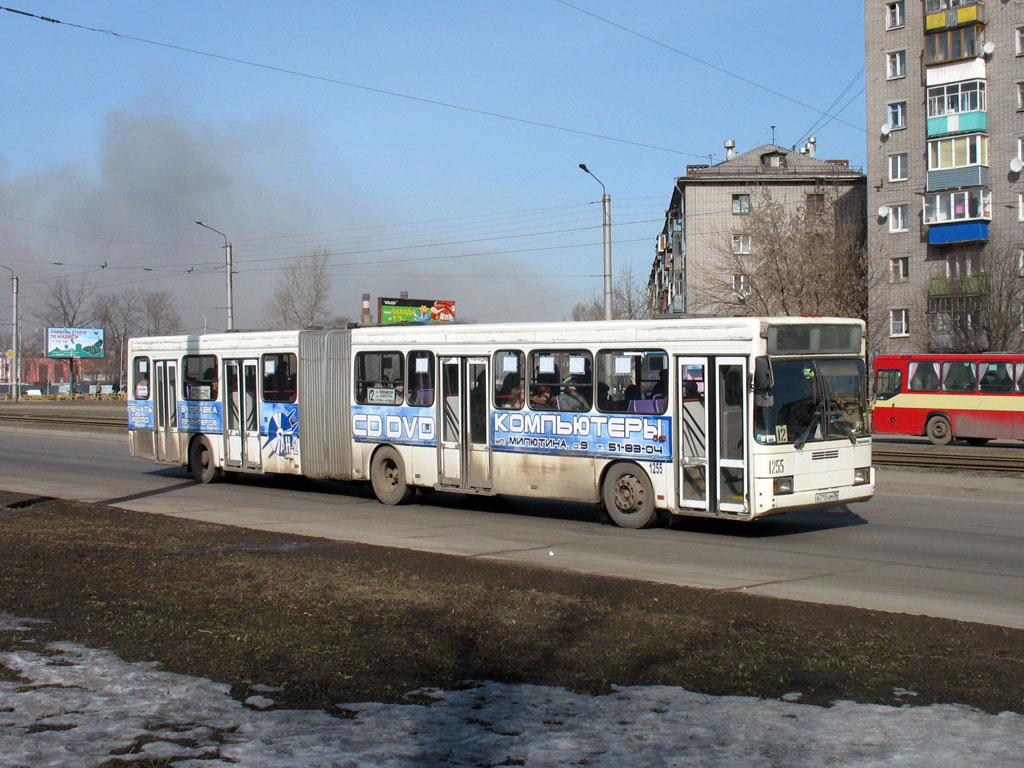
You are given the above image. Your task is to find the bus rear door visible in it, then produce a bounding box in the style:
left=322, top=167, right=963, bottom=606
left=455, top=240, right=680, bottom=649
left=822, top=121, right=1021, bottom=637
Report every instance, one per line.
left=153, top=359, right=180, bottom=464
left=438, top=356, right=491, bottom=491
left=223, top=358, right=262, bottom=471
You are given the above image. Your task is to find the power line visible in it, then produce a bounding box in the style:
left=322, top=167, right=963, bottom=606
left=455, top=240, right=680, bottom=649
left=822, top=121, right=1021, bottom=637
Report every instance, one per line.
left=553, top=0, right=867, bottom=136
left=0, top=5, right=709, bottom=159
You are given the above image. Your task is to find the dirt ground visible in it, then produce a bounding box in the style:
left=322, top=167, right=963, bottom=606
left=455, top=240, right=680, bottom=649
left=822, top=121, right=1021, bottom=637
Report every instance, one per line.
left=1, top=490, right=1022, bottom=718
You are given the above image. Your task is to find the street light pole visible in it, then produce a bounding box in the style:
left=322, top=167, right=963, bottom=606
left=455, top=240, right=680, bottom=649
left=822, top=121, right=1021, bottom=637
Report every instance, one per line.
left=578, top=164, right=612, bottom=320
left=0, top=264, right=18, bottom=401
left=195, top=220, right=234, bottom=331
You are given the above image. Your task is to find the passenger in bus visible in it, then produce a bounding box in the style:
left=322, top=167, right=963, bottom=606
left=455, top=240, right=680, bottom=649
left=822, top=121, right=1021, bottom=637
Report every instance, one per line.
left=652, top=368, right=668, bottom=399
left=530, top=385, right=554, bottom=409
left=393, top=380, right=405, bottom=404
left=506, top=386, right=524, bottom=409
left=559, top=375, right=590, bottom=411
left=597, top=382, right=613, bottom=410
left=497, top=372, right=520, bottom=408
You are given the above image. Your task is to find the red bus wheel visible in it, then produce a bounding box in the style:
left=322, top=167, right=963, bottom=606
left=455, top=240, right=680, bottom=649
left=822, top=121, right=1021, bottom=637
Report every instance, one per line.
left=925, top=415, right=952, bottom=446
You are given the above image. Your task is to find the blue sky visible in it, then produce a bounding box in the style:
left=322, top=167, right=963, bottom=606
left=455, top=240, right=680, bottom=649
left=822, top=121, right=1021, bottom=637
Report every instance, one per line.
left=0, top=1, right=868, bottom=332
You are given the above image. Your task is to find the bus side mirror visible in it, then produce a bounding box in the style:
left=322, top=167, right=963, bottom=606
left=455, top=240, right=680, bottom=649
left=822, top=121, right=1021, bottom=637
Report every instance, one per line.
left=753, top=356, right=774, bottom=407
left=754, top=356, right=774, bottom=391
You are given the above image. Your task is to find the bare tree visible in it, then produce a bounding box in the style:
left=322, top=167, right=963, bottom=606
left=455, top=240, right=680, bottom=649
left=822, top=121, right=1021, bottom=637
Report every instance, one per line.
left=925, top=241, right=1024, bottom=353
left=266, top=248, right=334, bottom=329
left=93, top=292, right=141, bottom=391
left=139, top=289, right=183, bottom=336
left=572, top=263, right=651, bottom=321
left=696, top=187, right=868, bottom=321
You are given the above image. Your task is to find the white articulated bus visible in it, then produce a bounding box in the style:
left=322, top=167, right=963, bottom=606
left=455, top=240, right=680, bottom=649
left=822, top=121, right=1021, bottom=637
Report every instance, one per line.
left=126, top=317, right=874, bottom=527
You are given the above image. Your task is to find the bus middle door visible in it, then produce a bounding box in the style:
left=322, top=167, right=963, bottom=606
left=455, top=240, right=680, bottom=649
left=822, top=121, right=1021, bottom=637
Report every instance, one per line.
left=676, top=357, right=748, bottom=516
left=153, top=360, right=180, bottom=464
left=437, top=356, right=491, bottom=491
left=223, top=358, right=262, bottom=471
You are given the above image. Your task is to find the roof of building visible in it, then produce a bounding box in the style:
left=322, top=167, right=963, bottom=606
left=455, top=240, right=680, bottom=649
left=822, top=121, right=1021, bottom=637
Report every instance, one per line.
left=679, top=143, right=864, bottom=182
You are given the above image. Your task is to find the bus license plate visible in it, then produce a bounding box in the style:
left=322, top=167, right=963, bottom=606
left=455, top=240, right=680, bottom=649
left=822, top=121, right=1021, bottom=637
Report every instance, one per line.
left=815, top=491, right=839, bottom=503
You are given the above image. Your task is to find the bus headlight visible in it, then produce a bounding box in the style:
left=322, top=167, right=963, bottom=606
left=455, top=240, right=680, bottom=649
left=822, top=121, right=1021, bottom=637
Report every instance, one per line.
left=854, top=467, right=871, bottom=485
left=773, top=476, right=794, bottom=495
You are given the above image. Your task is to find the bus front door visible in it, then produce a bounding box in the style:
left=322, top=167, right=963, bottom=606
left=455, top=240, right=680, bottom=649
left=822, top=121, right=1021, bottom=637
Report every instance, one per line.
left=676, top=357, right=748, bottom=516
left=153, top=360, right=180, bottom=464
left=437, top=356, right=491, bottom=491
left=223, top=358, right=262, bottom=471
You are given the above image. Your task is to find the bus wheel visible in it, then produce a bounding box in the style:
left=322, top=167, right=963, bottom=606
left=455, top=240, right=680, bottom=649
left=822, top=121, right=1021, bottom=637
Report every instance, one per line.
left=371, top=446, right=414, bottom=505
left=602, top=463, right=657, bottom=529
left=188, top=437, right=221, bottom=484
left=964, top=437, right=990, bottom=446
left=925, top=415, right=952, bottom=446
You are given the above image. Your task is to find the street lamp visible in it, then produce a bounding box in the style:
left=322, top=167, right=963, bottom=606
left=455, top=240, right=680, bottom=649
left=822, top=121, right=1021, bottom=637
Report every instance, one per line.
left=195, top=220, right=234, bottom=331
left=0, top=264, right=18, bottom=401
left=578, top=163, right=612, bottom=321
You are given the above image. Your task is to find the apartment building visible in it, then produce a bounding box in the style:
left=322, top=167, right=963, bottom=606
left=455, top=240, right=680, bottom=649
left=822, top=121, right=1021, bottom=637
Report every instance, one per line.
left=648, top=141, right=864, bottom=317
left=866, top=0, right=1024, bottom=353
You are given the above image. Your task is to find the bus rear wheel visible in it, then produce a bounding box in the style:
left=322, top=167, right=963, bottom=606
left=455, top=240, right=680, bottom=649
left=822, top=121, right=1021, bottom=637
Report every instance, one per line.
left=370, top=446, right=414, bottom=505
left=188, top=437, right=221, bottom=484
left=602, top=463, right=657, bottom=529
left=925, top=415, right=952, bottom=446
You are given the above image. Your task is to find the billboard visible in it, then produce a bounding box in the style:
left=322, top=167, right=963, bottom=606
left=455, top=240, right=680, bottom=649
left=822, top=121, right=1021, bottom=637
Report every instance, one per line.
left=45, top=327, right=105, bottom=359
left=378, top=297, right=455, bottom=324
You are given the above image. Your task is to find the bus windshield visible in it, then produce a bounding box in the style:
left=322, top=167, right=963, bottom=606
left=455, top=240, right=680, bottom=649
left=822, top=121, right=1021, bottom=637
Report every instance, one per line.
left=754, top=358, right=868, bottom=446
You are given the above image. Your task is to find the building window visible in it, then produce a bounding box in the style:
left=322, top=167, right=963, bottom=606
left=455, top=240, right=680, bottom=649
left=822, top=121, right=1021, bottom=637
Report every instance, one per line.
left=1018, top=247, right=1024, bottom=277
left=805, top=193, right=825, bottom=214
left=731, top=233, right=752, bottom=254
left=888, top=153, right=908, bottom=181
left=1019, top=194, right=1024, bottom=221
left=731, top=194, right=750, bottom=214
left=889, top=204, right=909, bottom=232
left=923, top=189, right=991, bottom=224
left=927, top=134, right=987, bottom=170
left=890, top=309, right=910, bottom=337
left=732, top=274, right=750, bottom=298
left=1017, top=27, right=1024, bottom=56
left=1018, top=83, right=1024, bottom=111
left=926, top=80, right=985, bottom=117
left=890, top=257, right=909, bottom=283
left=924, top=25, right=983, bottom=66
left=887, top=101, right=907, bottom=130
left=887, top=50, right=907, bottom=79
left=760, top=152, right=786, bottom=168
left=886, top=2, right=905, bottom=29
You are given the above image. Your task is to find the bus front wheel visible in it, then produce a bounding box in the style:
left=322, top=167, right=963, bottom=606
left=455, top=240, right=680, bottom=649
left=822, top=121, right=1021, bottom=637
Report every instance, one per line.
left=602, top=463, right=657, bottom=529
left=925, top=415, right=952, bottom=446
left=370, top=446, right=414, bottom=505
left=188, top=437, right=222, bottom=484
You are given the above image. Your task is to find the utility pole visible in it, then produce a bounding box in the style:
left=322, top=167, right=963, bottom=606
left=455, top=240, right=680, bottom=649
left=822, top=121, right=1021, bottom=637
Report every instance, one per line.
left=195, top=220, right=234, bottom=330
left=0, top=265, right=18, bottom=401
left=578, top=164, right=612, bottom=320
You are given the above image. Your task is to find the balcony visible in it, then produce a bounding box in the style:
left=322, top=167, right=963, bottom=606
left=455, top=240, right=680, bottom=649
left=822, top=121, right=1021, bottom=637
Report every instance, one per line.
left=927, top=111, right=986, bottom=137
left=929, top=272, right=989, bottom=296
left=927, top=166, right=988, bottom=192
left=928, top=221, right=989, bottom=245
left=925, top=1, right=982, bottom=31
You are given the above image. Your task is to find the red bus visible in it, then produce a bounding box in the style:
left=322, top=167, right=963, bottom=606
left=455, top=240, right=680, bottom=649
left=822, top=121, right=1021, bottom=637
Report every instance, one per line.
left=872, top=354, right=1024, bottom=445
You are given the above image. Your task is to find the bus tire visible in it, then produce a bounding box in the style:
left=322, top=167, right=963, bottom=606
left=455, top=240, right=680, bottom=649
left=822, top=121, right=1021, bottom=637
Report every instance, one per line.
left=964, top=437, right=990, bottom=446
left=370, top=446, right=414, bottom=506
left=188, top=437, right=221, bottom=484
left=602, top=463, right=657, bottom=529
left=925, top=415, right=952, bottom=446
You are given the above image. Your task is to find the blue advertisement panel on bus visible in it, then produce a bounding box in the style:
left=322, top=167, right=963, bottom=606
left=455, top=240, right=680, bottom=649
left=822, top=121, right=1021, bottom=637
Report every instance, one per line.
left=126, top=400, right=154, bottom=430
left=351, top=405, right=436, bottom=446
left=261, top=403, right=300, bottom=460
left=179, top=401, right=224, bottom=432
left=492, top=411, right=672, bottom=462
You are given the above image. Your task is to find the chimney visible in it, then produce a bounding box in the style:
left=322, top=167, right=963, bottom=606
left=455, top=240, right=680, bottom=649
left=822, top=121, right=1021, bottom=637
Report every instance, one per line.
left=400, top=291, right=409, bottom=299
left=724, top=139, right=736, bottom=160
left=361, top=293, right=371, bottom=326
left=807, top=136, right=816, bottom=158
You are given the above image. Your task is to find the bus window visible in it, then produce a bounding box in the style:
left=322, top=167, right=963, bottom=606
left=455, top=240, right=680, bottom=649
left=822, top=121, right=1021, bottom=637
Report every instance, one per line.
left=132, top=357, right=150, bottom=400
left=183, top=355, right=218, bottom=401
left=942, top=361, right=977, bottom=392
left=529, top=350, right=592, bottom=412
left=494, top=350, right=524, bottom=409
left=595, top=349, right=668, bottom=413
left=262, top=353, right=297, bottom=403
left=873, top=368, right=901, bottom=400
left=907, top=361, right=940, bottom=391
left=355, top=351, right=404, bottom=405
left=979, top=362, right=1014, bottom=394
left=407, top=351, right=435, bottom=407
left=1017, top=363, right=1024, bottom=393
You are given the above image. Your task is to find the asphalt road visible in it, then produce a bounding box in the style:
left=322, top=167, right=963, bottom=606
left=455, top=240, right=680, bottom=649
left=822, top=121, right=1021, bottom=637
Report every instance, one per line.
left=1, top=426, right=1021, bottom=629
